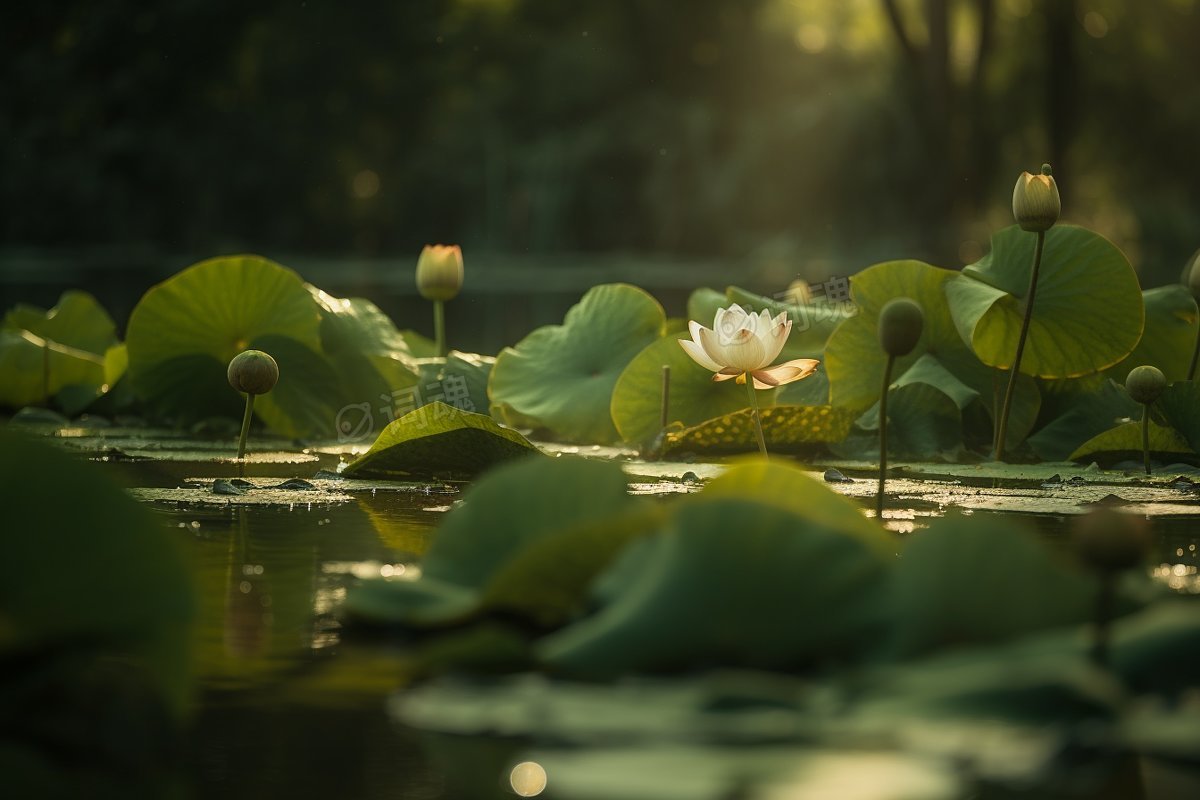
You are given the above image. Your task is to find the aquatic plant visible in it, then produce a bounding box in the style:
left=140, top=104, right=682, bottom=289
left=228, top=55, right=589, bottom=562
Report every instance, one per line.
left=678, top=304, right=818, bottom=457
left=227, top=349, right=279, bottom=462
left=414, top=244, right=464, bottom=358
left=875, top=298, right=924, bottom=516
left=1072, top=509, right=1152, bottom=664
left=1125, top=365, right=1167, bottom=475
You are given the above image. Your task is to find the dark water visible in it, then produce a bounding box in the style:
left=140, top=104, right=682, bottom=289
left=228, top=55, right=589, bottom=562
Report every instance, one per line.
left=112, top=457, right=1200, bottom=800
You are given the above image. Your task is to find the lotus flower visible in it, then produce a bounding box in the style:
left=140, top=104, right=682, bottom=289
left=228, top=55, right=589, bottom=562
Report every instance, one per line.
left=679, top=304, right=819, bottom=389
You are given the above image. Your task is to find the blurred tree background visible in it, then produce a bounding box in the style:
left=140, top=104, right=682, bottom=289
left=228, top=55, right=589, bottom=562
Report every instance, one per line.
left=2, top=0, right=1199, bottom=317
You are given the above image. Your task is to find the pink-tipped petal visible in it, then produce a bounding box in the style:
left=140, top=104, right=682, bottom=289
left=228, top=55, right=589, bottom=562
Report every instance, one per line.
left=712, top=368, right=743, bottom=382
left=755, top=358, right=820, bottom=386
left=679, top=335, right=723, bottom=372
left=760, top=317, right=791, bottom=366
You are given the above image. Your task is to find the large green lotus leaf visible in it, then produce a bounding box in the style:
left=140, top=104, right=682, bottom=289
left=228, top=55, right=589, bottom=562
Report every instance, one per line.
left=724, top=285, right=852, bottom=359
left=0, top=291, right=119, bottom=409
left=488, top=283, right=666, bottom=443
left=946, top=225, right=1143, bottom=378
left=856, top=354, right=979, bottom=459
left=538, top=499, right=890, bottom=676
left=824, top=261, right=1039, bottom=448
left=697, top=460, right=894, bottom=555
left=480, top=506, right=667, bottom=628
left=0, top=430, right=193, bottom=714
left=309, top=287, right=419, bottom=409
left=686, top=287, right=728, bottom=327
left=415, top=352, right=494, bottom=418
left=661, top=404, right=857, bottom=457
left=344, top=457, right=639, bottom=626
left=1156, top=380, right=1200, bottom=455
left=1105, top=285, right=1198, bottom=383
left=883, top=513, right=1097, bottom=659
left=1026, top=379, right=1140, bottom=461
left=1110, top=601, right=1200, bottom=695
left=342, top=402, right=540, bottom=480
left=1069, top=420, right=1193, bottom=464
left=610, top=334, right=772, bottom=446
left=126, top=255, right=338, bottom=436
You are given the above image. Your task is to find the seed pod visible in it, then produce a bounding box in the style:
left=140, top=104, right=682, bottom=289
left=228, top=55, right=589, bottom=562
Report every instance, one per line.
left=415, top=244, right=464, bottom=302
left=1125, top=365, right=1166, bottom=405
left=1073, top=508, right=1152, bottom=572
left=878, top=298, right=924, bottom=357
left=1183, top=249, right=1200, bottom=300
left=1012, top=164, right=1061, bottom=233
left=227, top=350, right=279, bottom=395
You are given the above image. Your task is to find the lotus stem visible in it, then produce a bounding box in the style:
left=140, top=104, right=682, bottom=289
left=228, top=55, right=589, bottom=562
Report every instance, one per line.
left=1141, top=402, right=1151, bottom=476
left=42, top=338, right=51, bottom=407
left=237, top=392, right=256, bottom=468
left=659, top=365, right=671, bottom=431
left=433, top=299, right=446, bottom=358
left=1189, top=321, right=1200, bottom=381
left=995, top=229, right=1045, bottom=461
left=745, top=376, right=768, bottom=459
left=877, top=354, right=895, bottom=519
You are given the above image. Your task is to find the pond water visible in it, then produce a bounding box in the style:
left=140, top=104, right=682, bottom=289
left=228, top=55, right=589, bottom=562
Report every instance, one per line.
left=97, top=448, right=1200, bottom=800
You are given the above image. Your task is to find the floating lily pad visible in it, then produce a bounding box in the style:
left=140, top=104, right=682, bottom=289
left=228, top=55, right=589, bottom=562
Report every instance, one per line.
left=1070, top=420, right=1194, bottom=464
left=489, top=283, right=666, bottom=443
left=344, top=457, right=640, bottom=626
left=1106, top=285, right=1198, bottom=383
left=610, top=334, right=771, bottom=447
left=538, top=498, right=890, bottom=676
left=342, top=402, right=541, bottom=480
left=824, top=260, right=1039, bottom=450
left=0, top=291, right=120, bottom=410
left=125, top=254, right=336, bottom=437
left=946, top=225, right=1143, bottom=378
left=662, top=404, right=856, bottom=456
left=884, top=514, right=1098, bottom=658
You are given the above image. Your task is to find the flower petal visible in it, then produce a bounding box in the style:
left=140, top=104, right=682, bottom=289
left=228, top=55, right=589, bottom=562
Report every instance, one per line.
left=680, top=325, right=723, bottom=372
left=753, top=358, right=820, bottom=387
left=701, top=324, right=765, bottom=372
left=711, top=368, right=742, bottom=382
left=760, top=317, right=791, bottom=366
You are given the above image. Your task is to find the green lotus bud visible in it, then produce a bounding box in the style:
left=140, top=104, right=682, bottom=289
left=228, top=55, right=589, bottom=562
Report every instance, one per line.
left=227, top=350, right=279, bottom=395
left=877, top=298, right=924, bottom=357
left=1125, top=365, right=1166, bottom=405
left=1012, top=164, right=1061, bottom=233
left=415, top=244, right=464, bottom=302
left=1073, top=508, right=1152, bottom=572
left=1183, top=249, right=1200, bottom=300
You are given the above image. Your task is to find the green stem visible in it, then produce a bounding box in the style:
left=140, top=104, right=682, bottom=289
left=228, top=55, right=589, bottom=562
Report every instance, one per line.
left=745, top=375, right=768, bottom=459
left=877, top=355, right=895, bottom=519
left=995, top=229, right=1045, bottom=461
left=1142, top=402, right=1151, bottom=476
left=659, top=365, right=671, bottom=431
left=433, top=300, right=446, bottom=358
left=42, top=339, right=51, bottom=407
left=237, top=393, right=256, bottom=466
left=1189, top=318, right=1200, bottom=381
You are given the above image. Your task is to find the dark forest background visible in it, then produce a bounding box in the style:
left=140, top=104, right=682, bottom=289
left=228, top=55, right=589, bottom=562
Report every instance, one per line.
left=3, top=0, right=1199, bottom=324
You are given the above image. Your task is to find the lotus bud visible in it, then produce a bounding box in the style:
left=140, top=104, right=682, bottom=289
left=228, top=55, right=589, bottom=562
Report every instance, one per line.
left=1012, top=164, right=1060, bottom=233
left=1184, top=249, right=1200, bottom=300
left=227, top=350, right=279, bottom=395
left=1073, top=508, right=1152, bottom=573
left=1125, top=365, right=1166, bottom=405
left=415, top=244, right=464, bottom=302
left=877, top=298, right=924, bottom=357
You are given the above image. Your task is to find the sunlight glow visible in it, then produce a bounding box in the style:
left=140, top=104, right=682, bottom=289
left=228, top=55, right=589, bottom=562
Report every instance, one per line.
left=509, top=761, right=547, bottom=797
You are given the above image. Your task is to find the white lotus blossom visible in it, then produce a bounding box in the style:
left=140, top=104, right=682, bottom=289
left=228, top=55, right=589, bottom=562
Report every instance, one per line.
left=679, top=304, right=819, bottom=389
